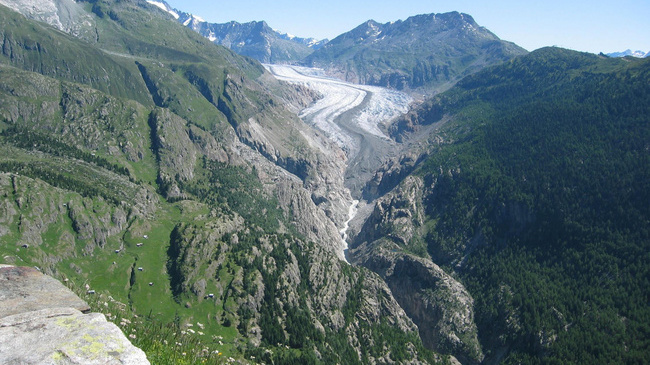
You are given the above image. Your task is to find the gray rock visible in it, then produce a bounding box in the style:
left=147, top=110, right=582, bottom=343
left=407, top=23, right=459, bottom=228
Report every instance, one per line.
left=0, top=265, right=149, bottom=364
left=0, top=0, right=94, bottom=36
left=0, top=265, right=89, bottom=318
left=350, top=177, right=484, bottom=364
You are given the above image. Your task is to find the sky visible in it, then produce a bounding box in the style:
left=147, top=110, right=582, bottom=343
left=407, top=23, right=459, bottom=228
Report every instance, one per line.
left=166, top=0, right=650, bottom=54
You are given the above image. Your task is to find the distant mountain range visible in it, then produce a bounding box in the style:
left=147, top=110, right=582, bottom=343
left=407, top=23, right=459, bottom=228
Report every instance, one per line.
left=146, top=0, right=326, bottom=63
left=148, top=2, right=527, bottom=93
left=301, top=12, right=528, bottom=92
left=606, top=49, right=650, bottom=58
left=146, top=1, right=650, bottom=93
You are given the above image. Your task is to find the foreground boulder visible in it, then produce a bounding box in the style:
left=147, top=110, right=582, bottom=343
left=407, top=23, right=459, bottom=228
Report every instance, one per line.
left=0, top=265, right=149, bottom=364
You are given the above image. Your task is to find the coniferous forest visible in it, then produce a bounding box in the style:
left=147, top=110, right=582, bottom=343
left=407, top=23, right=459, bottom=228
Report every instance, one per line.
left=404, top=48, right=650, bottom=364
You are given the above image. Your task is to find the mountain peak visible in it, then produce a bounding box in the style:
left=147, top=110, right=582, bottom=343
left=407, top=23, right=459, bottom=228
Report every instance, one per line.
left=346, top=19, right=383, bottom=40
left=606, top=49, right=650, bottom=58
left=304, top=11, right=526, bottom=91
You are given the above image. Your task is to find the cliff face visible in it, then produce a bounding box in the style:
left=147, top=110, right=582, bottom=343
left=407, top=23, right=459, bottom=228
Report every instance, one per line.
left=0, top=265, right=149, bottom=364
left=350, top=176, right=483, bottom=364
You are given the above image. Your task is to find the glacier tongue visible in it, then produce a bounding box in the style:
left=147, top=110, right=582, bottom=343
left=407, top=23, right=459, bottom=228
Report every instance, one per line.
left=264, top=64, right=412, bottom=152
left=265, top=64, right=413, bottom=261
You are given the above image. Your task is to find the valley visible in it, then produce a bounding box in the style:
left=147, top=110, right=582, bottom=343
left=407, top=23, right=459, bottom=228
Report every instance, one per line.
left=0, top=1, right=648, bottom=364
left=264, top=64, right=414, bottom=261
left=265, top=64, right=412, bottom=197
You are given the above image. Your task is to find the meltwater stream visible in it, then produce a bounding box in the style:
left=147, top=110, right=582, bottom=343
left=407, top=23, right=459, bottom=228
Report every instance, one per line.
left=340, top=200, right=360, bottom=261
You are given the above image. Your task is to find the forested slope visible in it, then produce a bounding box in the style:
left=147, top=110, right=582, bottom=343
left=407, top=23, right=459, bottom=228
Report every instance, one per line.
left=354, top=47, right=650, bottom=364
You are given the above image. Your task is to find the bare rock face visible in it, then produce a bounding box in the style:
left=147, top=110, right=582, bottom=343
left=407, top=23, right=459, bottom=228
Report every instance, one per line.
left=351, top=176, right=484, bottom=364
left=0, top=265, right=89, bottom=317
left=352, top=245, right=483, bottom=364
left=148, top=108, right=198, bottom=198
left=0, top=0, right=95, bottom=37
left=0, top=265, right=149, bottom=364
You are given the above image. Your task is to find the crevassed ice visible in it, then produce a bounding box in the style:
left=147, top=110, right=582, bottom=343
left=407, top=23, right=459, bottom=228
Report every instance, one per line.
left=264, top=64, right=412, bottom=149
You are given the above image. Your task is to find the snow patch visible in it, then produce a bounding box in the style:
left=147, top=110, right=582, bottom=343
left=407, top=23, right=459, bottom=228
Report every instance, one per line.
left=146, top=0, right=179, bottom=19
left=607, top=49, right=650, bottom=58
left=146, top=0, right=167, bottom=12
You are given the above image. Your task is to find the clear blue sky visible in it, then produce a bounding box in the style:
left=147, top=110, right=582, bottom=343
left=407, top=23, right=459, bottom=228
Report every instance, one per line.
left=167, top=0, right=650, bottom=54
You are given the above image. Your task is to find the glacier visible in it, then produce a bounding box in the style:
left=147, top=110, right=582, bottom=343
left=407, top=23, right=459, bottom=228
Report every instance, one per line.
left=264, top=64, right=413, bottom=261
left=264, top=64, right=412, bottom=153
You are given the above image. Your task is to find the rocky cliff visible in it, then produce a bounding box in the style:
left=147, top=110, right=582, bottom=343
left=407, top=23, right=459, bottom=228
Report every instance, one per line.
left=0, top=1, right=439, bottom=362
left=350, top=176, right=483, bottom=364
left=0, top=265, right=149, bottom=364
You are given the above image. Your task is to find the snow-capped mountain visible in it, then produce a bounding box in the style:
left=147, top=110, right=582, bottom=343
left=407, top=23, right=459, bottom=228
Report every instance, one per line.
left=606, top=49, right=650, bottom=58
left=145, top=0, right=326, bottom=63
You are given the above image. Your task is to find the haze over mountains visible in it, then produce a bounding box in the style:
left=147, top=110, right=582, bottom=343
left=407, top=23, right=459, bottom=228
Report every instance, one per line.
left=0, top=0, right=648, bottom=364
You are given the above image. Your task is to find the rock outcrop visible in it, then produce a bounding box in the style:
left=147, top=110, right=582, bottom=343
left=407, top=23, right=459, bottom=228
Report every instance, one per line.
left=351, top=176, right=484, bottom=364
left=0, top=265, right=149, bottom=364
left=351, top=243, right=483, bottom=364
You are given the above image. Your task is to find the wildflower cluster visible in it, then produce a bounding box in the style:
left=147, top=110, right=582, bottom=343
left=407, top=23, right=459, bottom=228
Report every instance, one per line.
left=79, top=291, right=232, bottom=364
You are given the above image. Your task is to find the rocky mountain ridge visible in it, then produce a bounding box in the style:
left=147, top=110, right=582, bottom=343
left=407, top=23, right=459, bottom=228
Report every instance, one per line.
left=134, top=2, right=527, bottom=95
left=302, top=12, right=527, bottom=92
left=145, top=0, right=326, bottom=63
left=2, top=0, right=647, bottom=364
left=0, top=1, right=444, bottom=362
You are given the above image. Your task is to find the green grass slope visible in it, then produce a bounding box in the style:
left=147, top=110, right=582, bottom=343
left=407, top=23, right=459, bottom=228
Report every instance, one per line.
left=0, top=3, right=152, bottom=105
left=0, top=1, right=441, bottom=363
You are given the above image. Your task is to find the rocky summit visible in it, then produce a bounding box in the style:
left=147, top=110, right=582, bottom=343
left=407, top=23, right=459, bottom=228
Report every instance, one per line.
left=145, top=0, right=326, bottom=63
left=0, top=265, right=149, bottom=364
